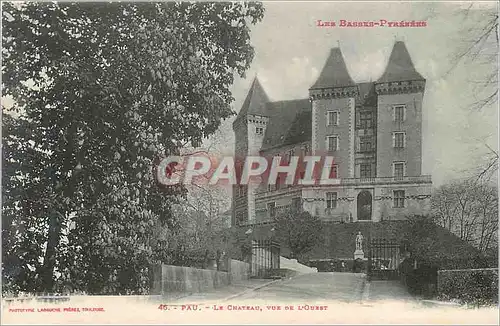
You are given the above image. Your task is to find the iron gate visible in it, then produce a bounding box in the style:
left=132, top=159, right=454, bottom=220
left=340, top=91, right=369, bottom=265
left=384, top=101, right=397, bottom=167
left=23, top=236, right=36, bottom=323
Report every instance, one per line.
left=368, top=238, right=401, bottom=280
left=251, top=240, right=280, bottom=278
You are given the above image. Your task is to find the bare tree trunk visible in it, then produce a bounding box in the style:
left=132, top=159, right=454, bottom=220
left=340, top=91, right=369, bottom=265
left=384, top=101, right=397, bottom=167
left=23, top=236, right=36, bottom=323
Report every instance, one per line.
left=42, top=122, right=78, bottom=293
left=41, top=213, right=62, bottom=292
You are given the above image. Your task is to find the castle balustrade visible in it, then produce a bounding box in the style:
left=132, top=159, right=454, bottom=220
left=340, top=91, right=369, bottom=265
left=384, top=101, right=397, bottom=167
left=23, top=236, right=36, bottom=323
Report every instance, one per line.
left=255, top=175, right=432, bottom=199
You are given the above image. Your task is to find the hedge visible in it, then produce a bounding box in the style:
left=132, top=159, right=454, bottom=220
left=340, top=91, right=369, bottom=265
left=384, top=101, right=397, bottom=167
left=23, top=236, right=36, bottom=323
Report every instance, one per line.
left=437, top=268, right=498, bottom=305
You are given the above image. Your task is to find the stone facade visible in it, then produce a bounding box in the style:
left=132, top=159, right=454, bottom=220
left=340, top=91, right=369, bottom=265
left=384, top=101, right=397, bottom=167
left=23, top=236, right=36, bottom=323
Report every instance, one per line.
left=232, top=41, right=432, bottom=237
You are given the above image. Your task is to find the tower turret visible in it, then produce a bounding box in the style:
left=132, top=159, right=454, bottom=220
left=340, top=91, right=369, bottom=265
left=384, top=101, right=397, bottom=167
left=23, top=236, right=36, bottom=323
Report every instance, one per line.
left=375, top=40, right=426, bottom=93
left=232, top=77, right=270, bottom=225
left=375, top=41, right=426, bottom=179
left=309, top=47, right=358, bottom=178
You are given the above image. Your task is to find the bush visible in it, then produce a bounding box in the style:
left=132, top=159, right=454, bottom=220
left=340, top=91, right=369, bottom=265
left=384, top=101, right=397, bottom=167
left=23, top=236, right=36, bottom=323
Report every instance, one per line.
left=405, top=263, right=438, bottom=298
left=438, top=268, right=498, bottom=306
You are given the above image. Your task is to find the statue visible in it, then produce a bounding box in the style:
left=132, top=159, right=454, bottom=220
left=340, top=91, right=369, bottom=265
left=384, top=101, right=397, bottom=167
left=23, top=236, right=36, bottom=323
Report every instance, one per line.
left=355, top=231, right=364, bottom=251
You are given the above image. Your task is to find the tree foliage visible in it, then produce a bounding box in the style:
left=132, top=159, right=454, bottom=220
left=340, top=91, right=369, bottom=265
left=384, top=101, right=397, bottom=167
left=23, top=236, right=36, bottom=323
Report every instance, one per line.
left=273, top=209, right=322, bottom=259
left=402, top=215, right=487, bottom=269
left=167, top=185, right=231, bottom=270
left=431, top=179, right=498, bottom=258
left=448, top=4, right=498, bottom=111
left=448, top=5, right=498, bottom=180
left=2, top=2, right=264, bottom=295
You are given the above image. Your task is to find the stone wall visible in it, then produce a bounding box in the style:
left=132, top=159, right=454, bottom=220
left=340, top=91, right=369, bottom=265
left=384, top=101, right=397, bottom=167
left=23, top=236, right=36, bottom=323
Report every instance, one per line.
left=302, top=186, right=352, bottom=221
left=150, top=260, right=250, bottom=295
left=300, top=182, right=431, bottom=222
left=376, top=92, right=424, bottom=178
left=312, top=96, right=353, bottom=178
left=373, top=183, right=431, bottom=221
left=255, top=187, right=302, bottom=222
left=230, top=259, right=251, bottom=281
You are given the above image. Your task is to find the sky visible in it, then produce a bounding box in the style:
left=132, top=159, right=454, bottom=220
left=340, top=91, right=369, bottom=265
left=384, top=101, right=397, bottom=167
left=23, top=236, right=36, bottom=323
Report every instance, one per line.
left=2, top=2, right=498, bottom=188
left=211, top=1, right=499, bottom=187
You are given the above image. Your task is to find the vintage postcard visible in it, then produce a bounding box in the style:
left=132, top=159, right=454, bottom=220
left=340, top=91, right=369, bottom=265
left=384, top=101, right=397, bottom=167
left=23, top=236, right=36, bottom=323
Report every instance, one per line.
left=1, top=0, right=499, bottom=324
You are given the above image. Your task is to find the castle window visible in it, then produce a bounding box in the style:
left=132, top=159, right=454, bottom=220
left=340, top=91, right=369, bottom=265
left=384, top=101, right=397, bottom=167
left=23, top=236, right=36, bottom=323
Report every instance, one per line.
left=267, top=202, right=276, bottom=218
left=393, top=132, right=406, bottom=148
left=393, top=162, right=405, bottom=179
left=326, top=192, right=338, bottom=209
left=360, top=163, right=372, bottom=178
left=276, top=176, right=282, bottom=190
left=256, top=127, right=264, bottom=135
left=331, top=164, right=338, bottom=178
left=358, top=111, right=373, bottom=129
left=359, top=136, right=374, bottom=152
left=326, top=136, right=339, bottom=151
left=393, top=105, right=406, bottom=122
left=236, top=212, right=246, bottom=225
left=302, top=144, right=310, bottom=156
left=327, top=111, right=339, bottom=126
left=393, top=190, right=405, bottom=208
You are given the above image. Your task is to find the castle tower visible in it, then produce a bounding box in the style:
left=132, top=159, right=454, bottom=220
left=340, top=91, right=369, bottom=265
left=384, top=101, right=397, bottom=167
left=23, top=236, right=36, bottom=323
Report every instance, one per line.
left=374, top=41, right=426, bottom=179
left=309, top=47, right=358, bottom=178
left=232, top=77, right=270, bottom=225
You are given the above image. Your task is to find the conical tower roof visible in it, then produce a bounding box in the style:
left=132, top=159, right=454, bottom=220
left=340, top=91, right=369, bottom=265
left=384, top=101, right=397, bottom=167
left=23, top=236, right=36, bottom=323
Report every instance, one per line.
left=236, top=77, right=270, bottom=119
left=377, top=41, right=424, bottom=83
left=310, top=48, right=356, bottom=90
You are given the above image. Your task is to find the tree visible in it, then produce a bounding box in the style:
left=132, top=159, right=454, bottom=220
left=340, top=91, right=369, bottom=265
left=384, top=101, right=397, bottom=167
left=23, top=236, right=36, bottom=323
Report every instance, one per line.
left=402, top=214, right=490, bottom=270
left=2, top=2, right=264, bottom=295
left=447, top=5, right=498, bottom=179
left=448, top=4, right=498, bottom=111
left=431, top=179, right=498, bottom=258
left=168, top=184, right=231, bottom=270
left=273, top=209, right=322, bottom=259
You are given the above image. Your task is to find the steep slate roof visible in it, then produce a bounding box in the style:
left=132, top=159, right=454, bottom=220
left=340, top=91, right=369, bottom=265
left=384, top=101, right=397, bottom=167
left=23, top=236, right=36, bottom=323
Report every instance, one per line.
left=310, top=47, right=356, bottom=90
left=236, top=42, right=423, bottom=151
left=282, top=110, right=312, bottom=146
left=260, top=99, right=311, bottom=151
left=235, top=77, right=270, bottom=121
left=377, top=41, right=425, bottom=83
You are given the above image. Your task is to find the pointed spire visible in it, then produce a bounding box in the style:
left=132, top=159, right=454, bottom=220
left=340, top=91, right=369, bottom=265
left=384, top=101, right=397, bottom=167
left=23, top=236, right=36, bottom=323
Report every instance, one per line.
left=237, top=77, right=270, bottom=119
left=310, top=47, right=355, bottom=90
left=377, top=41, right=424, bottom=83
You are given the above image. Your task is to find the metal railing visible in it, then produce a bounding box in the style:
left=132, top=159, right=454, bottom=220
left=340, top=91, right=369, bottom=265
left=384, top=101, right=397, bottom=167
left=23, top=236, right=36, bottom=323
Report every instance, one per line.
left=251, top=240, right=280, bottom=278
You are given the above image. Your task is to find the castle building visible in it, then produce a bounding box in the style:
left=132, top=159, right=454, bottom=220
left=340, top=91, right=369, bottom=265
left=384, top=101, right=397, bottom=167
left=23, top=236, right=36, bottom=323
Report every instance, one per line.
left=232, top=41, right=432, bottom=228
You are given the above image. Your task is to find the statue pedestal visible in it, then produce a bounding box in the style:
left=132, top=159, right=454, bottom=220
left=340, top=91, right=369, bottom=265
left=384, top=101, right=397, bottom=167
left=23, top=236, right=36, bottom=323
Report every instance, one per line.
left=354, top=249, right=365, bottom=260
